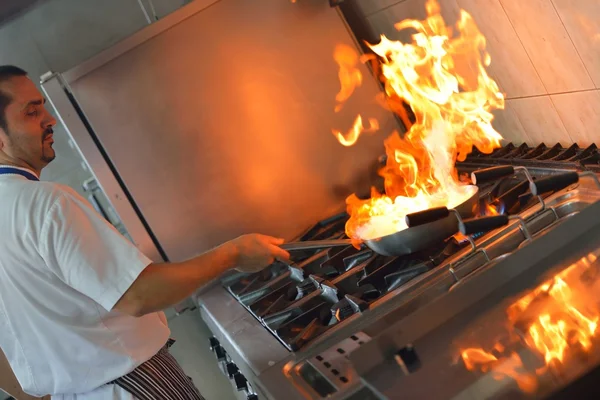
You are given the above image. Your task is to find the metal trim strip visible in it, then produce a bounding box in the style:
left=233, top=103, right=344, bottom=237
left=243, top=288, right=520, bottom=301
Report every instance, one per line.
left=40, top=73, right=165, bottom=263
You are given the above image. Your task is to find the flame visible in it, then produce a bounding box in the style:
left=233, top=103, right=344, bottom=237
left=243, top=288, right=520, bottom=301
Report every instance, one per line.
left=332, top=0, right=504, bottom=241
left=461, top=348, right=498, bottom=371
left=333, top=44, right=363, bottom=112
left=484, top=202, right=500, bottom=216
left=460, top=253, right=600, bottom=393
left=332, top=115, right=379, bottom=146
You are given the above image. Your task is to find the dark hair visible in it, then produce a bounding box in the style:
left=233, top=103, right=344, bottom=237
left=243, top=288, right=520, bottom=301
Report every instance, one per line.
left=0, top=65, right=28, bottom=133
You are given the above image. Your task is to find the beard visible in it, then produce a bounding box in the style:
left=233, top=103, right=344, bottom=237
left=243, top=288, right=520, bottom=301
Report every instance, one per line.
left=41, top=127, right=56, bottom=163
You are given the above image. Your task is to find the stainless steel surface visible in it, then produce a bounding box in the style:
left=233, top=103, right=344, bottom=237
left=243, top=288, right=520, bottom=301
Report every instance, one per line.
left=62, top=0, right=221, bottom=83
left=305, top=332, right=371, bottom=392
left=350, top=200, right=600, bottom=400
left=137, top=0, right=153, bottom=24
left=200, top=285, right=290, bottom=376
left=40, top=73, right=164, bottom=262
left=365, top=185, right=479, bottom=256
left=53, top=0, right=398, bottom=262
left=281, top=240, right=353, bottom=251
left=198, top=176, right=600, bottom=399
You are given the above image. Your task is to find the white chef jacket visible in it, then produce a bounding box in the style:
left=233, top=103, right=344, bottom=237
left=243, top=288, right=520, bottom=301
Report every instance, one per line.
left=0, top=166, right=171, bottom=399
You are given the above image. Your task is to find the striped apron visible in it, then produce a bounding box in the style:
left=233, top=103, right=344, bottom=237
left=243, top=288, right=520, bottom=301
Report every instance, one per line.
left=109, top=340, right=205, bottom=400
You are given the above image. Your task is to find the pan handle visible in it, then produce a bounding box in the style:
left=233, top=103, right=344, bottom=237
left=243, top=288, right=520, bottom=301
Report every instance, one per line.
left=530, top=172, right=579, bottom=196
left=459, top=215, right=509, bottom=236
left=471, top=166, right=515, bottom=185
left=493, top=179, right=531, bottom=213
left=280, top=239, right=353, bottom=251
left=405, top=207, right=449, bottom=227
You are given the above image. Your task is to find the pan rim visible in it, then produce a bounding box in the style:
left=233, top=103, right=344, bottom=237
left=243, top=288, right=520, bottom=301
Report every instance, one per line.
left=358, top=184, right=479, bottom=242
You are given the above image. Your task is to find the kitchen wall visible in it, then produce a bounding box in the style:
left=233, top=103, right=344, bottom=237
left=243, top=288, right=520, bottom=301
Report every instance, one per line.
left=0, top=0, right=191, bottom=194
left=354, top=0, right=600, bottom=148
left=0, top=1, right=235, bottom=399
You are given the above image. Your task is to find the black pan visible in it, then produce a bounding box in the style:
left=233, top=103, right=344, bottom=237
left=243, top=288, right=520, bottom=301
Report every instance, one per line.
left=281, top=184, right=480, bottom=256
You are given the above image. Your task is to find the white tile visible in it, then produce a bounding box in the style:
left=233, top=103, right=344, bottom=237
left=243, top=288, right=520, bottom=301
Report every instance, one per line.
left=551, top=90, right=600, bottom=147
left=456, top=0, right=546, bottom=98
left=507, top=95, right=573, bottom=146
left=367, top=0, right=547, bottom=98
left=500, top=0, right=594, bottom=93
left=551, top=0, right=600, bottom=88
left=491, top=105, right=531, bottom=145
left=367, top=0, right=462, bottom=43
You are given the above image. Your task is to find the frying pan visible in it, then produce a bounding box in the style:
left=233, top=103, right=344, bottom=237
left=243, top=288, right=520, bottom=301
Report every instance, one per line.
left=446, top=171, right=594, bottom=291
left=281, top=184, right=480, bottom=256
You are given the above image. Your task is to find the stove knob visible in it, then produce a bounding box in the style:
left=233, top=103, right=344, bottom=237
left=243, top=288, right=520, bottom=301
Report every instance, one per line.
left=214, top=345, right=227, bottom=361
left=226, top=362, right=239, bottom=378
left=247, top=395, right=259, bottom=400
left=209, top=337, right=220, bottom=350
left=233, top=372, right=248, bottom=391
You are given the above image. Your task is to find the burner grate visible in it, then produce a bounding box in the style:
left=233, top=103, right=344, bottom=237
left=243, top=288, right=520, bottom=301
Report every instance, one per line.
left=221, top=150, right=600, bottom=351
left=459, top=142, right=600, bottom=172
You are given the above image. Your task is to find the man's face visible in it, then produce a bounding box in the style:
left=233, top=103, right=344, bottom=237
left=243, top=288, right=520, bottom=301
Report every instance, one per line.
left=0, top=76, right=57, bottom=171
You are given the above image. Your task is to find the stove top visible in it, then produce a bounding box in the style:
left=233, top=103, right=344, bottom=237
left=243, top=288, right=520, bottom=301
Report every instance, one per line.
left=198, top=143, right=600, bottom=400
left=219, top=142, right=600, bottom=353
left=459, top=141, right=600, bottom=173
left=349, top=200, right=600, bottom=400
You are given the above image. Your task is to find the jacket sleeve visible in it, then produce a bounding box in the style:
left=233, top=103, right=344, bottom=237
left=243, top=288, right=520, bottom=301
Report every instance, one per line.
left=37, top=190, right=153, bottom=311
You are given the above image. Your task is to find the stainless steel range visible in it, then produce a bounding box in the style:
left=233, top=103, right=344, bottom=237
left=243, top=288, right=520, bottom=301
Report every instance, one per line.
left=197, top=144, right=600, bottom=400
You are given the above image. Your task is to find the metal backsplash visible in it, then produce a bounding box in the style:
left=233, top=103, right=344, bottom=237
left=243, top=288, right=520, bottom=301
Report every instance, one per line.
left=42, top=0, right=401, bottom=263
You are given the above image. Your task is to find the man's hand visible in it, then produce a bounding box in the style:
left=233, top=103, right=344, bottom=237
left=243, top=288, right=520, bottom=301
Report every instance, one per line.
left=114, top=233, right=291, bottom=317
left=230, top=234, right=291, bottom=273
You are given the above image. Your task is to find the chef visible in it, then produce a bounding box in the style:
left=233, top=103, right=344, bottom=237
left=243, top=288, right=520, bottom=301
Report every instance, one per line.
left=0, top=65, right=291, bottom=400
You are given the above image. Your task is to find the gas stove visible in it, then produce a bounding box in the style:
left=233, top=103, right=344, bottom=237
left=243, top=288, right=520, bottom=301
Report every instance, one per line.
left=196, top=142, right=600, bottom=400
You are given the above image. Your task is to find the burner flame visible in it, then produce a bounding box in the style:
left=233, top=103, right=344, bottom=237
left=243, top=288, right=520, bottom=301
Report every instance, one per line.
left=483, top=202, right=501, bottom=216
left=332, top=0, right=504, bottom=242
left=335, top=308, right=341, bottom=322
left=460, top=252, right=600, bottom=393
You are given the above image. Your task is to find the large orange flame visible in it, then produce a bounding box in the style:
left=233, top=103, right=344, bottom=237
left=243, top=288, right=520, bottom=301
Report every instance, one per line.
left=332, top=115, right=379, bottom=146
left=460, top=252, right=600, bottom=394
left=333, top=0, right=504, bottom=241
left=333, top=44, right=363, bottom=113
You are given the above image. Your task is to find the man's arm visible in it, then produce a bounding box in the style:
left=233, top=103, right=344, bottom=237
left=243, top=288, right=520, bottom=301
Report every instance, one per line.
left=114, top=241, right=237, bottom=317
left=115, top=234, right=289, bottom=316
left=39, top=190, right=289, bottom=317
left=0, top=348, right=47, bottom=400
